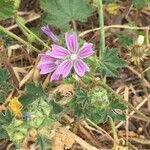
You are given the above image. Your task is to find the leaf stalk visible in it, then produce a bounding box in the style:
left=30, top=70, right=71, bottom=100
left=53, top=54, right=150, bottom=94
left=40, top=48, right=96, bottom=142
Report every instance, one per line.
left=15, top=16, right=50, bottom=49
left=0, top=25, right=40, bottom=52
left=98, top=0, right=105, bottom=58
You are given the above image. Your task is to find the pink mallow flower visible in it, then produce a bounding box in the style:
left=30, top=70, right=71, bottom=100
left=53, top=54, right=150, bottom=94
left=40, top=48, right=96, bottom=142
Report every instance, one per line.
left=49, top=32, right=95, bottom=78
left=41, top=25, right=59, bottom=42
left=37, top=51, right=61, bottom=80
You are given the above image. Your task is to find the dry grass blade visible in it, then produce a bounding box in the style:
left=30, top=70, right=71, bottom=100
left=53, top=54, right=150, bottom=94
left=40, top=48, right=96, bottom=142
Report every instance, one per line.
left=85, top=119, right=115, bottom=144
left=19, top=68, right=34, bottom=88
left=116, top=95, right=150, bottom=129
left=8, top=44, right=23, bottom=57
left=124, top=85, right=129, bottom=144
left=6, top=13, right=41, bottom=31
left=127, top=66, right=150, bottom=89
left=130, top=137, right=150, bottom=145
left=77, top=124, right=101, bottom=147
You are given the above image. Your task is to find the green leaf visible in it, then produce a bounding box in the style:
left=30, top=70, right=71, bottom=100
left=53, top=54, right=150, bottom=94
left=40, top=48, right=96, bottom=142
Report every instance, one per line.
left=14, top=0, right=21, bottom=10
left=0, top=69, right=13, bottom=103
left=90, top=87, right=109, bottom=106
left=104, top=0, right=120, bottom=4
left=0, top=0, right=20, bottom=21
left=75, top=86, right=90, bottom=108
left=40, top=0, right=93, bottom=30
left=0, top=128, right=9, bottom=139
left=0, top=81, right=13, bottom=92
left=36, top=136, right=52, bottom=150
left=0, top=92, right=6, bottom=103
left=146, top=69, right=150, bottom=81
left=49, top=100, right=63, bottom=114
left=88, top=98, right=126, bottom=123
left=98, top=48, right=126, bottom=77
left=132, top=0, right=150, bottom=8
left=119, top=30, right=135, bottom=46
left=0, top=0, right=15, bottom=21
left=145, top=62, right=150, bottom=81
left=66, top=86, right=90, bottom=118
left=102, top=98, right=126, bottom=122
left=20, top=83, right=47, bottom=106
left=0, top=68, right=10, bottom=82
left=0, top=110, right=13, bottom=126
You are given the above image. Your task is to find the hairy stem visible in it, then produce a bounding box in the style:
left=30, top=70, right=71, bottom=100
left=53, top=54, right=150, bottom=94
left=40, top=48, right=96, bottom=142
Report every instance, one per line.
left=98, top=0, right=105, bottom=58
left=16, top=16, right=50, bottom=49
left=0, top=25, right=40, bottom=52
left=109, top=117, right=119, bottom=144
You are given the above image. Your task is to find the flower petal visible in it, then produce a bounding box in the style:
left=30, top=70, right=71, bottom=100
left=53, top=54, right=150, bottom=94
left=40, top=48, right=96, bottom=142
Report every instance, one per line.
left=41, top=25, right=59, bottom=42
left=51, top=71, right=61, bottom=81
left=38, top=63, right=56, bottom=74
left=79, top=43, right=95, bottom=58
left=49, top=44, right=69, bottom=59
left=38, top=52, right=58, bottom=74
left=39, top=53, right=55, bottom=63
left=74, top=59, right=90, bottom=76
left=56, top=60, right=73, bottom=78
left=65, top=32, right=78, bottom=52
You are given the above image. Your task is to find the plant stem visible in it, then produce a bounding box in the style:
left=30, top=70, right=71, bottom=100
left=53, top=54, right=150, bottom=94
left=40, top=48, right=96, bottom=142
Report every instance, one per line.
left=0, top=25, right=40, bottom=52
left=98, top=0, right=105, bottom=58
left=16, top=17, right=50, bottom=49
left=109, top=117, right=119, bottom=144
left=71, top=19, right=77, bottom=32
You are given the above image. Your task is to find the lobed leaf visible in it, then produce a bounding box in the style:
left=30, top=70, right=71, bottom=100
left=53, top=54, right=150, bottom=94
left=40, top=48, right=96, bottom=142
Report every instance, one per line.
left=36, top=136, right=52, bottom=150
left=0, top=128, right=9, bottom=139
left=0, top=0, right=15, bottom=21
left=98, top=48, right=126, bottom=77
left=0, top=110, right=13, bottom=126
left=40, top=0, right=93, bottom=30
left=0, top=69, right=13, bottom=103
left=20, top=83, right=47, bottom=106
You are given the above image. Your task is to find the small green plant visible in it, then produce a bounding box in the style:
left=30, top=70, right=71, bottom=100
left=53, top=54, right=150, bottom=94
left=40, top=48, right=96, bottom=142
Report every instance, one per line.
left=67, top=86, right=126, bottom=123
left=0, top=0, right=150, bottom=149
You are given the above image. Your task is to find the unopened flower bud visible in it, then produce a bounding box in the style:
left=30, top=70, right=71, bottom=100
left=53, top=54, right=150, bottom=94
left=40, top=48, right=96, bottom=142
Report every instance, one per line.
left=136, top=35, right=145, bottom=46
left=41, top=25, right=59, bottom=42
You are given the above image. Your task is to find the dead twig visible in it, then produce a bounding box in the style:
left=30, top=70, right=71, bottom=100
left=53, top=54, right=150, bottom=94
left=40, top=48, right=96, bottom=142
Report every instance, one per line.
left=79, top=25, right=150, bottom=37
left=116, top=95, right=150, bottom=129
left=6, top=13, right=41, bottom=31
left=127, top=65, right=150, bottom=89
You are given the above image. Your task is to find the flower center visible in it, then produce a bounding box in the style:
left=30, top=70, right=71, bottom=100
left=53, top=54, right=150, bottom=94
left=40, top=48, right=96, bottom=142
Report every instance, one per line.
left=54, top=60, right=60, bottom=65
left=70, top=54, right=78, bottom=60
